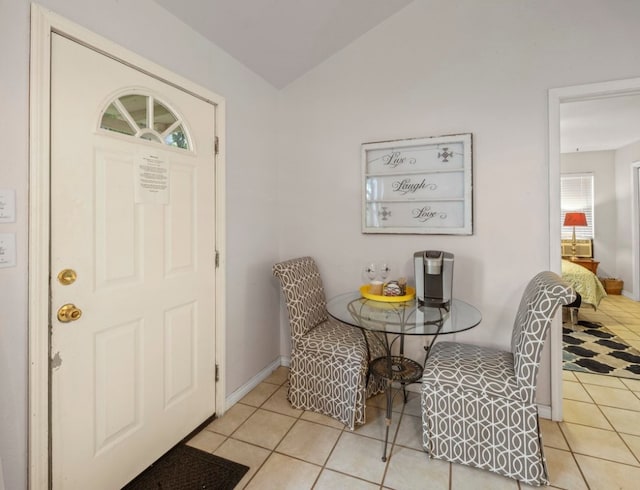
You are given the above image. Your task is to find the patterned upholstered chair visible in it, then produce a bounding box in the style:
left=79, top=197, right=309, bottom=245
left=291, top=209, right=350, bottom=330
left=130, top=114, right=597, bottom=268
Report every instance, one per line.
left=273, top=257, right=385, bottom=429
left=421, top=271, right=575, bottom=486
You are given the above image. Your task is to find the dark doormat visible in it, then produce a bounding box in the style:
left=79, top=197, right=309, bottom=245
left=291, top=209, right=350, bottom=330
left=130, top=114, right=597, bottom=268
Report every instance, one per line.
left=122, top=444, right=249, bottom=490
left=563, top=322, right=640, bottom=380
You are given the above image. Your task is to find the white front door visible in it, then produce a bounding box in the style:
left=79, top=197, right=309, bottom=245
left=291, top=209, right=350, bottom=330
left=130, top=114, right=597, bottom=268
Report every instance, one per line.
left=50, top=33, right=217, bottom=489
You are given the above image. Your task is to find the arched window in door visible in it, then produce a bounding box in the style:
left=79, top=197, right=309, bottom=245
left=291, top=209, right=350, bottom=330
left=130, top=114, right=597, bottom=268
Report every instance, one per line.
left=99, top=93, right=191, bottom=150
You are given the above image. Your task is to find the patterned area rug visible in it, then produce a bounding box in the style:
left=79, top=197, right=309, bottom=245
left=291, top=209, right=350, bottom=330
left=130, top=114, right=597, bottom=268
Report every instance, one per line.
left=563, top=321, right=640, bottom=380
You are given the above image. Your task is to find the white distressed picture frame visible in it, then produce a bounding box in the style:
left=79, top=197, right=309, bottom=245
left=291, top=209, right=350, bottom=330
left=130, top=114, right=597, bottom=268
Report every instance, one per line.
left=362, top=133, right=473, bottom=235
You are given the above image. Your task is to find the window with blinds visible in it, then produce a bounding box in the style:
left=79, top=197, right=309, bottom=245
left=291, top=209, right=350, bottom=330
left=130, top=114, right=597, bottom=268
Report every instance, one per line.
left=561, top=173, right=594, bottom=239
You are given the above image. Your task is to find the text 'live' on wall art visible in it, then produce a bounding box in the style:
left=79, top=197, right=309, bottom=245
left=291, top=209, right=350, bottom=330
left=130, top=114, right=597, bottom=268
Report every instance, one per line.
left=361, top=133, right=473, bottom=235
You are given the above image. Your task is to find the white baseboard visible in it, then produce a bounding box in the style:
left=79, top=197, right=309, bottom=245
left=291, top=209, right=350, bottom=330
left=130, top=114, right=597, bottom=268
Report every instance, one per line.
left=404, top=383, right=420, bottom=394
left=224, top=356, right=289, bottom=409
left=622, top=289, right=637, bottom=301
left=538, top=404, right=552, bottom=420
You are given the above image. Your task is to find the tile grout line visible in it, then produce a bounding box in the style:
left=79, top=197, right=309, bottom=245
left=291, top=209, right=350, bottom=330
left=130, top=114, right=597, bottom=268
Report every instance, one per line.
left=239, top=375, right=304, bottom=488
left=561, top=295, right=640, bottom=484
left=209, top=372, right=291, bottom=488
left=234, top=372, right=396, bottom=489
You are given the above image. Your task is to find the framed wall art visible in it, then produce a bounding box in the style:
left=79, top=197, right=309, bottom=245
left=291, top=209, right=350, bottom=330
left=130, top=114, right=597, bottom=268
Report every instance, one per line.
left=361, top=133, right=473, bottom=235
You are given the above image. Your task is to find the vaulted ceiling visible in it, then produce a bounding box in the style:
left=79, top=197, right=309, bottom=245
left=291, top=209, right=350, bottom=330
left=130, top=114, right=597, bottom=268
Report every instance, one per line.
left=153, top=0, right=640, bottom=153
left=153, top=0, right=413, bottom=89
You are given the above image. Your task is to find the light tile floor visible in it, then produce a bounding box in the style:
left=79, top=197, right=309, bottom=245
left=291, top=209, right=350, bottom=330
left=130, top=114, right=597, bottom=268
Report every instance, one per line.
left=188, top=295, right=640, bottom=489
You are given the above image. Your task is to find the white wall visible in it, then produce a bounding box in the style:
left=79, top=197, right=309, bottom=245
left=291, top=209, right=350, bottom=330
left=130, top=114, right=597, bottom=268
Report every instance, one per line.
left=0, top=1, right=280, bottom=488
left=277, top=0, right=640, bottom=403
left=560, top=151, right=617, bottom=277
left=0, top=3, right=29, bottom=489
left=614, top=139, right=640, bottom=297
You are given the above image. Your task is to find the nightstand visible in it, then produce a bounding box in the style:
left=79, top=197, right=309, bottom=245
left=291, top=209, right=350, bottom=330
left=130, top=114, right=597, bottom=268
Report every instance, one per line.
left=567, top=257, right=599, bottom=274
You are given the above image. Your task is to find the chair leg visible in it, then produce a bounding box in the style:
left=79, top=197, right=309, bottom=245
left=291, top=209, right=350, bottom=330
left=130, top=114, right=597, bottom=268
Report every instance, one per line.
left=573, top=306, right=580, bottom=324
left=562, top=306, right=578, bottom=326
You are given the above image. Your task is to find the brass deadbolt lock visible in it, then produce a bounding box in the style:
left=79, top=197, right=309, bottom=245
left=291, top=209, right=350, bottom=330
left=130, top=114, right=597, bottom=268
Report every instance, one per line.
left=57, top=304, right=82, bottom=323
left=57, top=269, right=77, bottom=286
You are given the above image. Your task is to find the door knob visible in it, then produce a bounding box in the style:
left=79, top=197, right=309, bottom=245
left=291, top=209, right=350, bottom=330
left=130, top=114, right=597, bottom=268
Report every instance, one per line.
left=57, top=269, right=77, bottom=285
left=57, top=304, right=82, bottom=323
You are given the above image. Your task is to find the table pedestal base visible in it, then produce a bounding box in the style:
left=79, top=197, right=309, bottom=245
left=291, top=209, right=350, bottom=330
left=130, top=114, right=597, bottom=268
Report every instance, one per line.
left=370, top=356, right=423, bottom=462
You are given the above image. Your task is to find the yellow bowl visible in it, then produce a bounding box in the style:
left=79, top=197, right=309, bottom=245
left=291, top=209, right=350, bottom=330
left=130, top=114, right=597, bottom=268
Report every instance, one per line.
left=360, top=285, right=415, bottom=303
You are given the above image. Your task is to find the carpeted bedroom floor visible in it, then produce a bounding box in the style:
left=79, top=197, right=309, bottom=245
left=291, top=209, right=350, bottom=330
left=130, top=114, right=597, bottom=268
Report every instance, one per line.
left=563, top=294, right=640, bottom=380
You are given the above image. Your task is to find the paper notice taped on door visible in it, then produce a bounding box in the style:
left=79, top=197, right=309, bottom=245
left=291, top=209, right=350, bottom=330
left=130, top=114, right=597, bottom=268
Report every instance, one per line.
left=136, top=151, right=169, bottom=204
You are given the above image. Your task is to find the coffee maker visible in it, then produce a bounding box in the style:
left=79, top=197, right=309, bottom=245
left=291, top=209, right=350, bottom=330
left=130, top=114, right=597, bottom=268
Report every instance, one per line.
left=414, top=250, right=454, bottom=308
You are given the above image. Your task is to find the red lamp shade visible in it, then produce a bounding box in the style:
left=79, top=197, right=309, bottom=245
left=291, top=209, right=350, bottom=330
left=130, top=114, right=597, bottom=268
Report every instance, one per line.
left=563, top=212, right=587, bottom=227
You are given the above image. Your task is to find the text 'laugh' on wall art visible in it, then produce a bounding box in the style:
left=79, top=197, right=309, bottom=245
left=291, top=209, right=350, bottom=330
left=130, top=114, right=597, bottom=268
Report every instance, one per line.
left=361, top=133, right=473, bottom=235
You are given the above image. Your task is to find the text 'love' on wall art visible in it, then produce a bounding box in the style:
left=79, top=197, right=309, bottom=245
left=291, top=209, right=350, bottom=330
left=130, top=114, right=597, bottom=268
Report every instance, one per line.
left=361, top=133, right=473, bottom=235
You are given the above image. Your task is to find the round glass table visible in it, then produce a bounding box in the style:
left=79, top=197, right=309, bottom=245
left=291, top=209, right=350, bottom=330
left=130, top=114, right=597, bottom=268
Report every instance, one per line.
left=327, top=292, right=481, bottom=337
left=326, top=292, right=482, bottom=461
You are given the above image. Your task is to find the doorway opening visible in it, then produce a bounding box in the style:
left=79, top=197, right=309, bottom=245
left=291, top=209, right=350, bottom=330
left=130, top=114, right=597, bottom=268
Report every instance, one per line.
left=549, top=78, right=640, bottom=420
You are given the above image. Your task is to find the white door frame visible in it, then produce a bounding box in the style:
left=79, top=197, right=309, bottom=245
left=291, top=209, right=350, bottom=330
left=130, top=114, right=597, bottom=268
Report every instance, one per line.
left=632, top=161, right=640, bottom=302
left=548, top=77, right=640, bottom=421
left=28, top=5, right=227, bottom=488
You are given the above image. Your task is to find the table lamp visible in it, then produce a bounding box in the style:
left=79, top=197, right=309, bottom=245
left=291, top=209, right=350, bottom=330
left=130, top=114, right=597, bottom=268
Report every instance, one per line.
left=563, top=212, right=587, bottom=260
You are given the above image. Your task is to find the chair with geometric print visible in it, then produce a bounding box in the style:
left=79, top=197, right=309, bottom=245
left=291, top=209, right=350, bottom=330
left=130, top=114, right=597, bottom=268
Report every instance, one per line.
left=421, top=271, right=575, bottom=486
left=273, top=256, right=386, bottom=430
